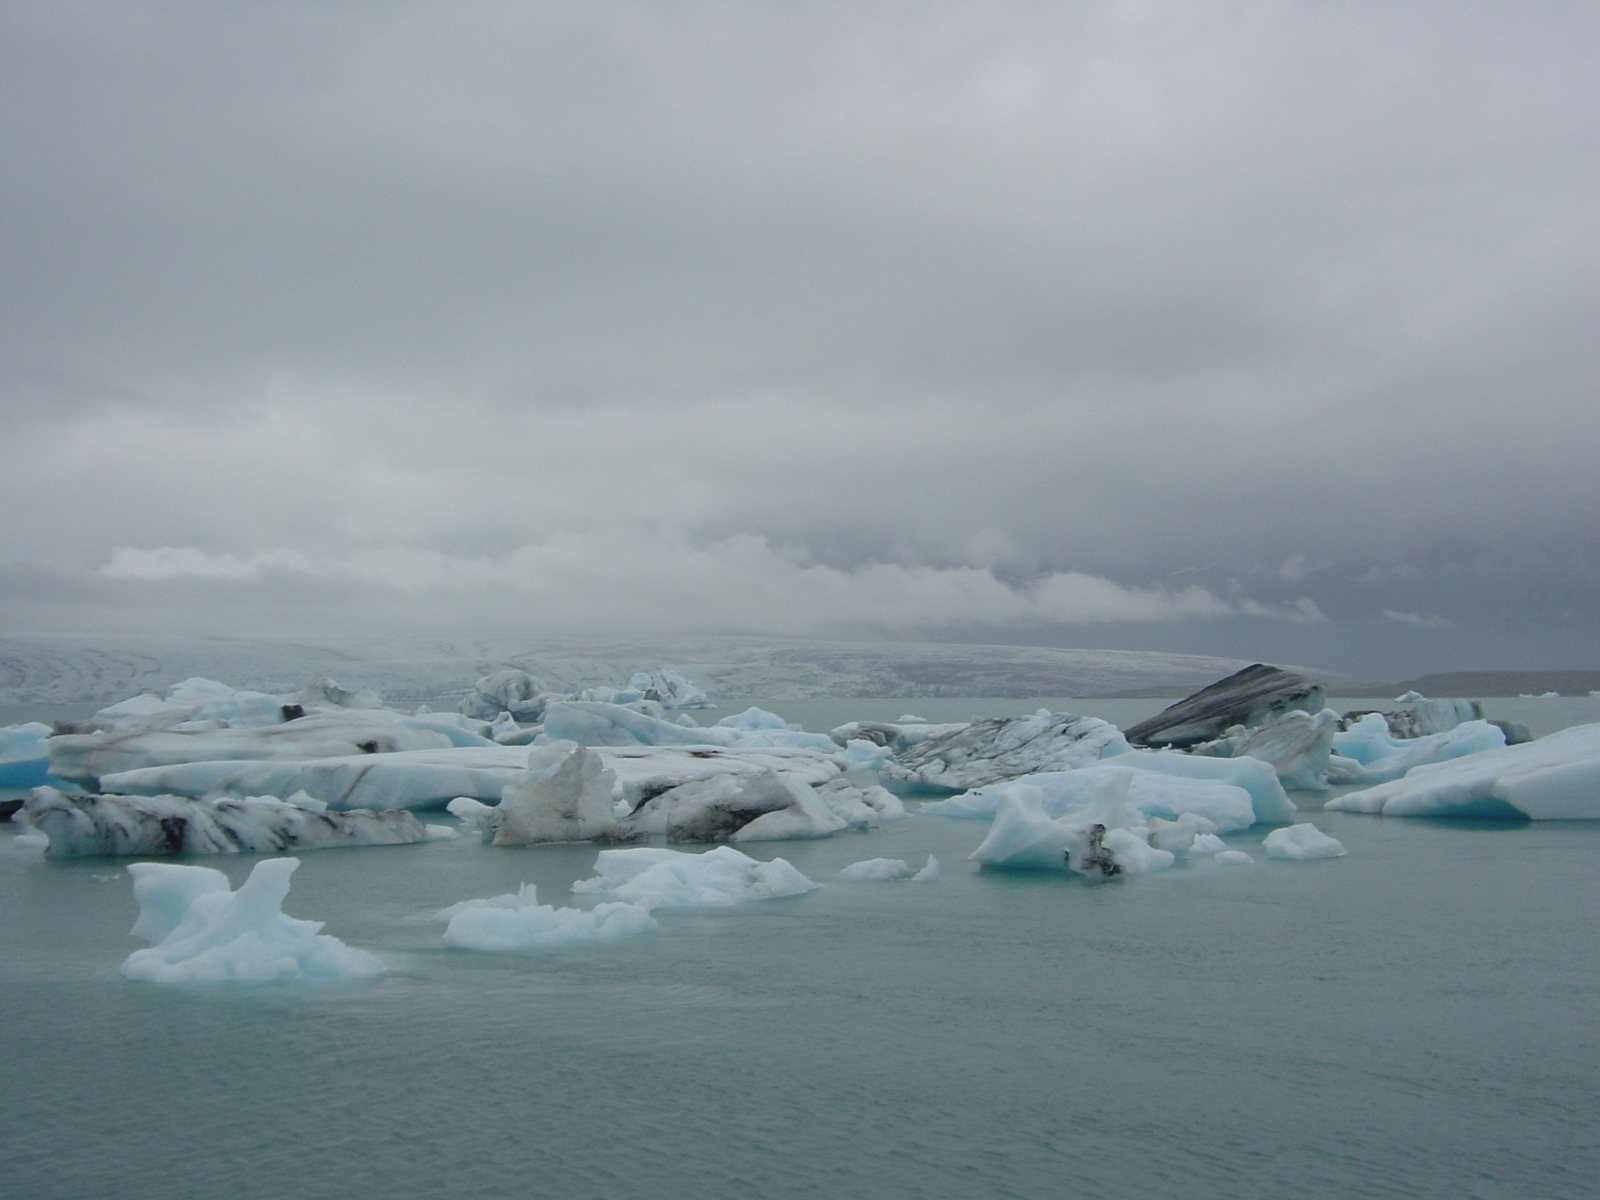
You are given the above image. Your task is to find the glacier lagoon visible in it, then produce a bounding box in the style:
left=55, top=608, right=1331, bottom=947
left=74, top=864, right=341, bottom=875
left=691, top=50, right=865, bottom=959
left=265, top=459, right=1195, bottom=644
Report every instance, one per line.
left=4, top=697, right=1599, bottom=1200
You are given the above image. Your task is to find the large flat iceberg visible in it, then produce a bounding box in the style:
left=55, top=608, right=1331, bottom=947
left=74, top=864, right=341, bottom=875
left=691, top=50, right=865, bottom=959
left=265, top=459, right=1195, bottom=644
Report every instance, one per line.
left=1326, top=722, right=1600, bottom=819
left=922, top=750, right=1294, bottom=830
left=20, top=787, right=428, bottom=857
left=122, top=857, right=384, bottom=984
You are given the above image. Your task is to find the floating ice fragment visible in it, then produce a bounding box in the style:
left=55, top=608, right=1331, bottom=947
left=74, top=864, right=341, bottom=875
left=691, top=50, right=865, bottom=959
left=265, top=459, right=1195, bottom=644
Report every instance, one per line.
left=837, top=857, right=914, bottom=881
left=1214, top=850, right=1255, bottom=865
left=437, top=883, right=655, bottom=950
left=1262, top=823, right=1347, bottom=860
left=910, top=855, right=940, bottom=882
left=573, top=845, right=819, bottom=909
left=121, top=857, right=383, bottom=984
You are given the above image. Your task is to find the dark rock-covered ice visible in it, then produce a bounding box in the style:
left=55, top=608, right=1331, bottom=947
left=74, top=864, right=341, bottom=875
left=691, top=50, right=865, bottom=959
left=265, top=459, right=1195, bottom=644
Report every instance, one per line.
left=1123, top=664, right=1326, bottom=749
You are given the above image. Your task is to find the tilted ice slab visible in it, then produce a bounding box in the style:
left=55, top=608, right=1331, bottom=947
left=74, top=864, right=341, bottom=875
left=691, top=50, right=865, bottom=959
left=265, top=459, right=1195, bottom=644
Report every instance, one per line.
left=48, top=711, right=463, bottom=788
left=969, top=769, right=1232, bottom=878
left=1326, top=722, right=1600, bottom=819
left=1124, top=664, right=1326, bottom=749
left=881, top=710, right=1131, bottom=793
left=102, top=743, right=848, bottom=813
left=1327, top=714, right=1507, bottom=786
left=436, top=883, right=656, bottom=951
left=20, top=786, right=428, bottom=857
left=922, top=750, right=1294, bottom=830
left=122, top=857, right=384, bottom=984
left=1191, top=708, right=1339, bottom=792
left=573, top=845, right=820, bottom=908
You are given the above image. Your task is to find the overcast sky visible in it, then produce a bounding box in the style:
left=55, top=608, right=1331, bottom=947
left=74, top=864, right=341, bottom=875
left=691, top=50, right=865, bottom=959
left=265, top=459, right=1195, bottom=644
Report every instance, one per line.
left=2, top=1, right=1596, bottom=677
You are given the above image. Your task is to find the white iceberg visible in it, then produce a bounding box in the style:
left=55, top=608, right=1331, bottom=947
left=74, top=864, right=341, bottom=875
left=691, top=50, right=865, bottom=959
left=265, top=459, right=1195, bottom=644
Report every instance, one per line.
left=572, top=845, right=819, bottom=908
left=100, top=742, right=848, bottom=814
left=1326, top=722, right=1600, bottom=819
left=436, top=883, right=655, bottom=950
left=969, top=770, right=1187, bottom=877
left=1262, top=823, right=1347, bottom=859
left=922, top=750, right=1293, bottom=831
left=460, top=669, right=552, bottom=722
left=121, top=857, right=384, bottom=984
left=837, top=857, right=915, bottom=881
left=21, top=787, right=428, bottom=857
left=491, top=744, right=642, bottom=846
left=881, top=710, right=1131, bottom=792
left=48, top=710, right=459, bottom=788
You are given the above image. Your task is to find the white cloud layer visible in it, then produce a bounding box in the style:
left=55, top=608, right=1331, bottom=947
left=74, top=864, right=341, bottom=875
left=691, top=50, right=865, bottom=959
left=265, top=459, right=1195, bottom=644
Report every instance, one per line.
left=2, top=2, right=1597, bottom=674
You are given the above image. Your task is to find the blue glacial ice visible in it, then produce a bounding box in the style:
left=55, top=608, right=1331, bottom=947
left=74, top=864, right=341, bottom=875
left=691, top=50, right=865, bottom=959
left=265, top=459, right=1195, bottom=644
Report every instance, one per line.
left=0, top=722, right=52, bottom=790
left=121, top=857, right=384, bottom=984
left=1326, top=721, right=1600, bottom=819
left=1327, top=713, right=1507, bottom=785
left=922, top=750, right=1293, bottom=830
left=967, top=768, right=1267, bottom=877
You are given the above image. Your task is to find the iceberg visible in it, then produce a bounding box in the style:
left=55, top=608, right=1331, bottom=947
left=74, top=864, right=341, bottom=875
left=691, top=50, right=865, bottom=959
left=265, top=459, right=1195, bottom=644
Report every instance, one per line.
left=628, top=768, right=847, bottom=842
left=1262, top=823, right=1347, bottom=860
left=0, top=722, right=53, bottom=790
left=1328, top=714, right=1507, bottom=785
left=1124, top=664, right=1326, bottom=749
left=491, top=744, right=642, bottom=846
left=968, top=770, right=1188, bottom=877
left=837, top=857, right=915, bottom=881
left=922, top=750, right=1294, bottom=830
left=460, top=669, right=552, bottom=722
left=100, top=745, right=534, bottom=812
left=48, top=710, right=458, bottom=788
left=21, top=786, right=428, bottom=857
left=101, top=743, right=848, bottom=814
left=437, top=883, right=655, bottom=950
left=572, top=845, right=820, bottom=908
left=1327, top=722, right=1600, bottom=819
left=122, top=857, right=384, bottom=984
left=1192, top=708, right=1339, bottom=791
left=881, top=710, right=1130, bottom=793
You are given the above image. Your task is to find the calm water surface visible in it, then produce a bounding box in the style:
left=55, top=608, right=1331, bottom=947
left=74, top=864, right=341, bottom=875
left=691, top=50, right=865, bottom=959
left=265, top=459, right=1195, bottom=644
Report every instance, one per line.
left=3, top=698, right=1598, bottom=1200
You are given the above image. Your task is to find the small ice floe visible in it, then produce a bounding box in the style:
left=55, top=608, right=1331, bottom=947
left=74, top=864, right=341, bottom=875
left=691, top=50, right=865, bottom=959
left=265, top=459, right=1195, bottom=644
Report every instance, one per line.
left=837, top=857, right=914, bottom=881
left=436, top=883, right=655, bottom=951
left=121, top=857, right=383, bottom=984
left=910, top=855, right=940, bottom=882
left=1214, top=850, right=1255, bottom=865
left=573, top=845, right=819, bottom=908
left=1262, top=823, right=1347, bottom=860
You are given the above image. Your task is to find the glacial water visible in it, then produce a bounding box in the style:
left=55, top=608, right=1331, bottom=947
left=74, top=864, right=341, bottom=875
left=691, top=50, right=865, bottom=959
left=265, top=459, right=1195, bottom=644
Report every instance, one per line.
left=4, top=698, right=1599, bottom=1199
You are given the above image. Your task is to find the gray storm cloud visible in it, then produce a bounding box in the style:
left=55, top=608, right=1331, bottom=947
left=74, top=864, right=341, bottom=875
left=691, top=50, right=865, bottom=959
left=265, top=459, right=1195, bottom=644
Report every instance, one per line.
left=1, top=1, right=1597, bottom=675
